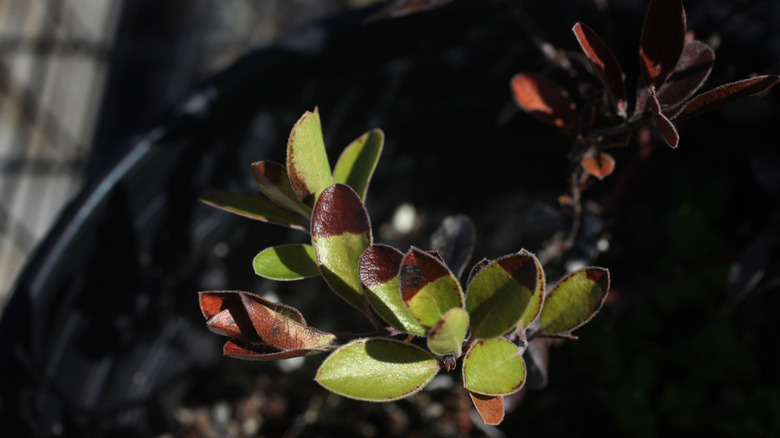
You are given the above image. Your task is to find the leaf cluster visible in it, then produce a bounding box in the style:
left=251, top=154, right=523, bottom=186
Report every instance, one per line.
left=199, top=108, right=611, bottom=425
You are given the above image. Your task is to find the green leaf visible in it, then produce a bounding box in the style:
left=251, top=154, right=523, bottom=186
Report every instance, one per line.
left=399, top=248, right=464, bottom=329
left=311, top=184, right=372, bottom=310
left=359, top=244, right=426, bottom=335
left=462, top=338, right=526, bottom=396
left=287, top=108, right=334, bottom=207
left=315, top=338, right=439, bottom=401
left=252, top=161, right=312, bottom=218
left=201, top=192, right=309, bottom=231
left=466, top=252, right=538, bottom=339
left=517, top=250, right=545, bottom=330
left=538, top=267, right=610, bottom=338
left=332, top=129, right=384, bottom=201
left=253, top=244, right=320, bottom=281
left=427, top=307, right=469, bottom=356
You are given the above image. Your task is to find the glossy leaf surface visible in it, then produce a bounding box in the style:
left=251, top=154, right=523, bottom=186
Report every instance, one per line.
left=516, top=250, right=545, bottom=330
left=426, top=307, right=469, bottom=356
left=675, top=75, right=780, bottom=120
left=469, top=392, right=504, bottom=426
left=311, top=184, right=372, bottom=310
left=463, top=338, right=526, bottom=396
left=253, top=244, right=319, bottom=281
left=573, top=22, right=627, bottom=117
left=315, top=338, right=438, bottom=401
left=466, top=252, right=538, bottom=340
left=581, top=150, right=616, bottom=180
left=287, top=109, right=334, bottom=207
left=251, top=161, right=312, bottom=218
left=201, top=192, right=309, bottom=231
left=538, top=267, right=610, bottom=337
left=511, top=73, right=578, bottom=129
left=639, top=0, right=686, bottom=88
left=399, top=248, right=464, bottom=328
left=359, top=244, right=426, bottom=335
left=241, top=293, right=335, bottom=351
left=333, top=129, right=384, bottom=201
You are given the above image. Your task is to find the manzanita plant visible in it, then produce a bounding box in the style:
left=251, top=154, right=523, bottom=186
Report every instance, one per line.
left=510, top=0, right=779, bottom=180
left=199, top=108, right=611, bottom=425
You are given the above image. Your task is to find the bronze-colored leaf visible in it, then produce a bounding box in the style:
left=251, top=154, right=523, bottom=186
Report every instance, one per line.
left=510, top=73, right=578, bottom=129
left=656, top=40, right=715, bottom=116
left=469, top=392, right=505, bottom=425
left=223, top=339, right=323, bottom=361
left=674, top=75, right=780, bottom=120
left=573, top=23, right=627, bottom=118
left=580, top=151, right=616, bottom=180
left=649, top=88, right=679, bottom=148
left=639, top=0, right=686, bottom=88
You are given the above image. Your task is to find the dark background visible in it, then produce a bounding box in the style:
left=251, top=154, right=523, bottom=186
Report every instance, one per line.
left=2, top=0, right=780, bottom=436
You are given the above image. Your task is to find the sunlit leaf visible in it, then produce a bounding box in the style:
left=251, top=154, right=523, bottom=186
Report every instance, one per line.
left=462, top=338, right=526, bottom=396
left=253, top=244, right=320, bottom=281
left=399, top=247, right=464, bottom=328
left=240, top=292, right=336, bottom=351
left=639, top=0, right=686, bottom=88
left=223, top=338, right=327, bottom=361
left=573, top=22, right=627, bottom=118
left=333, top=129, right=384, bottom=201
left=466, top=252, right=538, bottom=340
left=656, top=40, right=715, bottom=117
left=287, top=108, right=334, bottom=207
left=581, top=150, right=616, bottom=180
left=359, top=244, right=427, bottom=335
left=516, top=250, right=545, bottom=330
left=510, top=73, right=578, bottom=129
left=201, top=192, right=309, bottom=231
left=251, top=161, right=312, bottom=218
left=675, top=75, right=780, bottom=120
left=315, top=338, right=438, bottom=401
left=426, top=307, right=469, bottom=356
left=311, top=184, right=372, bottom=310
left=469, top=392, right=505, bottom=426
left=538, top=267, right=610, bottom=338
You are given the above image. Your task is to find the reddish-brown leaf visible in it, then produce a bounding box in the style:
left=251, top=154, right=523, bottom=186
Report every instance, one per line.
left=674, top=75, right=780, bottom=120
left=656, top=40, right=715, bottom=116
left=469, top=392, right=505, bottom=425
left=240, top=293, right=335, bottom=351
left=640, top=0, right=686, bottom=88
left=581, top=150, right=616, bottom=180
left=311, top=183, right=372, bottom=238
left=573, top=23, right=627, bottom=118
left=510, top=73, right=578, bottom=129
left=200, top=291, right=256, bottom=339
left=223, top=339, right=320, bottom=361
left=649, top=88, right=680, bottom=148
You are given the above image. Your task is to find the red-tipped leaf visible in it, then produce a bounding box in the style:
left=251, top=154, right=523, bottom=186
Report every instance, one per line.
left=510, top=73, right=578, bottom=129
left=573, top=23, right=628, bottom=118
left=640, top=0, right=686, bottom=88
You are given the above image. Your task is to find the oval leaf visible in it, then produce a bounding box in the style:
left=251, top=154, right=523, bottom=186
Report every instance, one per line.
left=315, top=338, right=438, bottom=401
left=640, top=0, right=686, bottom=88
left=462, top=338, right=526, bottom=396
left=538, top=267, right=610, bottom=338
left=656, top=40, right=715, bottom=116
left=223, top=338, right=327, bottom=361
left=252, top=161, right=312, bottom=218
left=332, top=129, right=384, bottom=201
left=359, top=244, right=427, bottom=335
left=312, top=184, right=373, bottom=310
left=469, top=392, right=505, bottom=426
left=466, top=252, right=538, bottom=340
left=649, top=88, right=680, bottom=148
left=399, top=247, right=465, bottom=329
left=510, top=73, right=578, bottom=129
left=675, top=75, right=780, bottom=121
left=581, top=150, right=616, bottom=180
left=253, top=244, right=320, bottom=281
left=241, top=292, right=335, bottom=350
left=287, top=108, right=334, bottom=207
left=517, top=250, right=546, bottom=330
left=573, top=22, right=627, bottom=118
left=426, top=307, right=469, bottom=356
left=201, top=192, right=309, bottom=231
